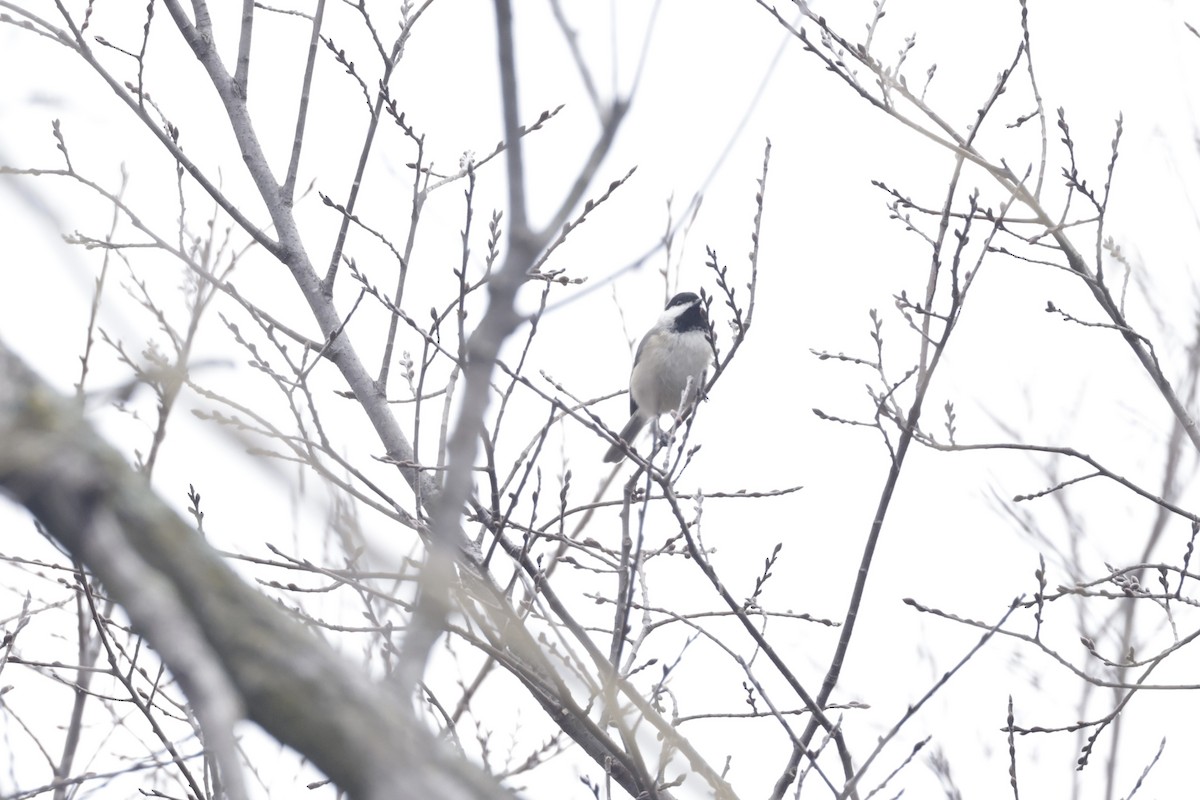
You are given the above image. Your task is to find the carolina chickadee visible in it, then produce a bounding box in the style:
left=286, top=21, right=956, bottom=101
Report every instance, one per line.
left=603, top=291, right=713, bottom=463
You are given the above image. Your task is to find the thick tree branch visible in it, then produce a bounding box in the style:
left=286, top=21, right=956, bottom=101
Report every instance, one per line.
left=0, top=340, right=513, bottom=800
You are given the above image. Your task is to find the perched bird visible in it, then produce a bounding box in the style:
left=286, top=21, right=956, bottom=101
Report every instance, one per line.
left=604, top=291, right=713, bottom=463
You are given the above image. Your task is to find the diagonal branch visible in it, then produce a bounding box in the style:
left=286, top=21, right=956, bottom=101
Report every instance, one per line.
left=0, top=340, right=514, bottom=800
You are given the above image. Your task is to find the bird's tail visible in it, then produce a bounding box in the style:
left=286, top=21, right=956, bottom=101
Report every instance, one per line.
left=603, top=414, right=646, bottom=463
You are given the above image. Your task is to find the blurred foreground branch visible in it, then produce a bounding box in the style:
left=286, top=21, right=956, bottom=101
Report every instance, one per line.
left=0, top=339, right=513, bottom=800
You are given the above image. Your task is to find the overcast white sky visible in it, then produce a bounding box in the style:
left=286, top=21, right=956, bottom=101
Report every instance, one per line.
left=4, top=1, right=1200, bottom=798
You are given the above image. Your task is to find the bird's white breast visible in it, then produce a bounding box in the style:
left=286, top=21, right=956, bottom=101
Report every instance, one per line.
left=630, top=328, right=710, bottom=417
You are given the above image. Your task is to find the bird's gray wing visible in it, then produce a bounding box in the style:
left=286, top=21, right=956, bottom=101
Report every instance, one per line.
left=628, top=329, right=664, bottom=414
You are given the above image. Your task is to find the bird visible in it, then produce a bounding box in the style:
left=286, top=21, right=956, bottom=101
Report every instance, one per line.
left=604, top=291, right=713, bottom=463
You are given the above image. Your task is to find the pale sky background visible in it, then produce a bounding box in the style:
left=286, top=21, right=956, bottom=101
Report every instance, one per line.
left=3, top=0, right=1200, bottom=798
